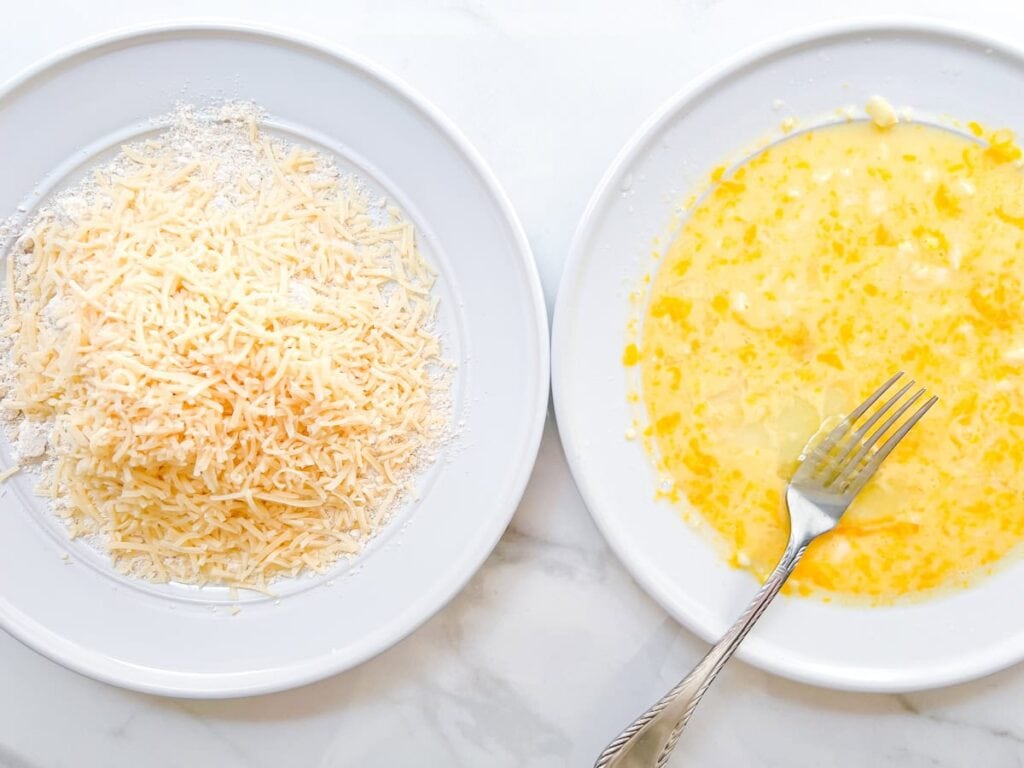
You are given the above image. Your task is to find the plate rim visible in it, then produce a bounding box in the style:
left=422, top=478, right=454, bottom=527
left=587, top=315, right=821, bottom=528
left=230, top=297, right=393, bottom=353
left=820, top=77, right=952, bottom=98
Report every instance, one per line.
left=552, top=15, right=1024, bottom=693
left=0, top=20, right=550, bottom=698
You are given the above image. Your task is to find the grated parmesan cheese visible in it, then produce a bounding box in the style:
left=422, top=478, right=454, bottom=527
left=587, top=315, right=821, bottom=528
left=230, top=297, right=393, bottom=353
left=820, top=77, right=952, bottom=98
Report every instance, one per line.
left=0, top=104, right=450, bottom=590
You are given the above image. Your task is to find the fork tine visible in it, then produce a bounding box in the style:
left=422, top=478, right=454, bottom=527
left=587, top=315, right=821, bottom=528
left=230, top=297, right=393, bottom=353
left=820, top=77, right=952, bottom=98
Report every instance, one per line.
left=843, top=394, right=938, bottom=496
left=829, top=379, right=916, bottom=472
left=844, top=371, right=905, bottom=424
left=834, top=387, right=925, bottom=486
left=809, top=372, right=904, bottom=459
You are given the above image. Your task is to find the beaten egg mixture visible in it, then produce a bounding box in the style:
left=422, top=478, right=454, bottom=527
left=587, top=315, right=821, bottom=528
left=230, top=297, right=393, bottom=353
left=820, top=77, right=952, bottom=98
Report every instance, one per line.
left=632, top=114, right=1024, bottom=600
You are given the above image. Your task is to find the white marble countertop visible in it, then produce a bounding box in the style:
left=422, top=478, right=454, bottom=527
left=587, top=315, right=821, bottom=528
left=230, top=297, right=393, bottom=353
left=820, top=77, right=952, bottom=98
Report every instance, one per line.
left=5, top=1, right=1024, bottom=766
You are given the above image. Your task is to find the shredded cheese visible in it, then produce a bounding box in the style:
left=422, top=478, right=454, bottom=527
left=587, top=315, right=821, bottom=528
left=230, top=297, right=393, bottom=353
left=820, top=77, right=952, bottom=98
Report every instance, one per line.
left=2, top=107, right=449, bottom=590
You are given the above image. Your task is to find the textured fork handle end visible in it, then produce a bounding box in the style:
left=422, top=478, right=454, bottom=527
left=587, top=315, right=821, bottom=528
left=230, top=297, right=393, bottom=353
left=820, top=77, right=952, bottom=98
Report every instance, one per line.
left=594, top=537, right=809, bottom=768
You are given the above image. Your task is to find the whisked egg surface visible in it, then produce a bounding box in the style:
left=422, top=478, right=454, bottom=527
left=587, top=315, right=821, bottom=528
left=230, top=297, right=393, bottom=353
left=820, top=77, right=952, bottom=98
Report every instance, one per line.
left=635, top=117, right=1024, bottom=600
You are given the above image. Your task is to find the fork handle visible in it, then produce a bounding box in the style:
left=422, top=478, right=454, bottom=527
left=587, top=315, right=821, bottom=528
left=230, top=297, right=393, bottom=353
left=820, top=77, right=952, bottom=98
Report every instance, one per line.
left=594, top=535, right=810, bottom=768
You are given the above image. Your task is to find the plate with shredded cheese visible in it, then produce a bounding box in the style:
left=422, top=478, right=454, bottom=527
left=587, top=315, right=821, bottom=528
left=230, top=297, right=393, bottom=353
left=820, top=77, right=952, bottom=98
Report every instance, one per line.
left=0, top=24, right=547, bottom=696
left=554, top=20, right=1024, bottom=691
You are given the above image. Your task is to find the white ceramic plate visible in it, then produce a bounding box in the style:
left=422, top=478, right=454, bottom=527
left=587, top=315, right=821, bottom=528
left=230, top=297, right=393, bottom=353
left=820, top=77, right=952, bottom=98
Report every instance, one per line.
left=553, top=19, right=1024, bottom=692
left=0, top=23, right=547, bottom=697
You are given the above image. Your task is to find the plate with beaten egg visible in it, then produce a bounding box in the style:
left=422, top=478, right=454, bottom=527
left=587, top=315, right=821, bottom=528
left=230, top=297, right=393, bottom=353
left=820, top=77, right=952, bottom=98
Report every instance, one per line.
left=553, top=20, right=1024, bottom=691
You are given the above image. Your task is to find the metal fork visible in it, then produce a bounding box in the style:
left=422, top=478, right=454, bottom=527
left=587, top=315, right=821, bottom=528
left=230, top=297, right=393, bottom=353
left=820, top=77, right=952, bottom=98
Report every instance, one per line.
left=595, top=372, right=937, bottom=768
